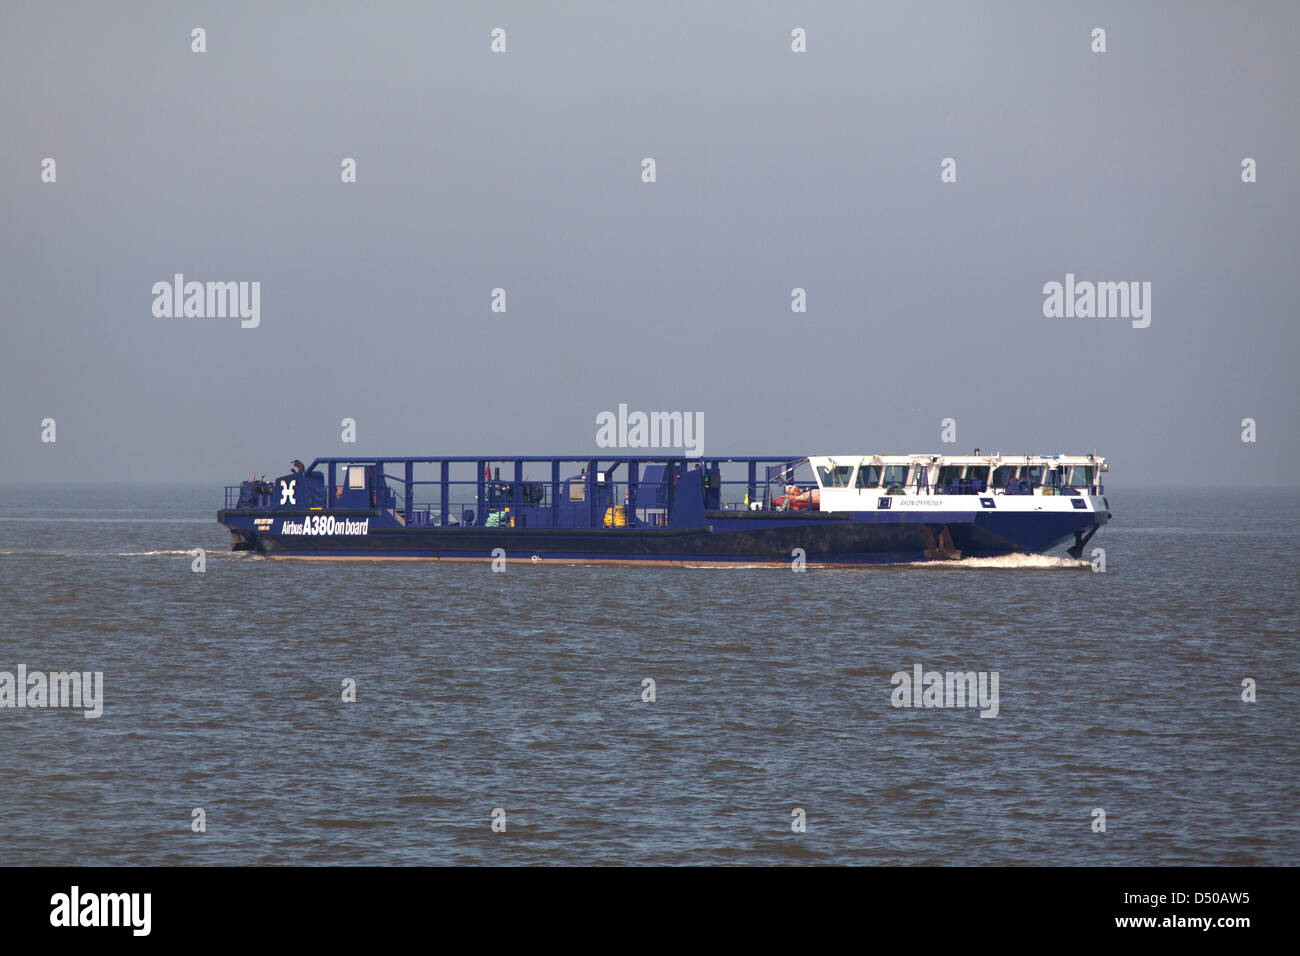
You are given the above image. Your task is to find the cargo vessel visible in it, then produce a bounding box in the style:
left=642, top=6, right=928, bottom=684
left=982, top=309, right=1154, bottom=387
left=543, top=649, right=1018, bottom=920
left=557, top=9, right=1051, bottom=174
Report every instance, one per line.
left=217, top=453, right=1110, bottom=564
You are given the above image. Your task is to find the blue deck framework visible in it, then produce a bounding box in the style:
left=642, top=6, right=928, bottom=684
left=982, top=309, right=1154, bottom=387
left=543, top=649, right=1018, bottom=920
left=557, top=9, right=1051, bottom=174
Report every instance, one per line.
left=217, top=454, right=1110, bottom=564
left=223, top=455, right=807, bottom=526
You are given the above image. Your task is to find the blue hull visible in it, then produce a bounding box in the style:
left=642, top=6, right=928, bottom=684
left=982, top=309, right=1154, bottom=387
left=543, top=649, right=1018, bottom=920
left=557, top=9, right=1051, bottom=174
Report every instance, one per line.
left=218, top=509, right=1105, bottom=564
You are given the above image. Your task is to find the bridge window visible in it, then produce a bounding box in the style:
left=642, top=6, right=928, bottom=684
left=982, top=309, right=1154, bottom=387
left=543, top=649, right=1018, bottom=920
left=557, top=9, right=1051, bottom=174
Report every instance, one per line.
left=856, top=464, right=882, bottom=488
left=882, top=464, right=909, bottom=487
left=967, top=465, right=990, bottom=483
left=992, top=465, right=1018, bottom=486
left=936, top=465, right=964, bottom=485
left=1067, top=465, right=1094, bottom=486
left=816, top=464, right=854, bottom=488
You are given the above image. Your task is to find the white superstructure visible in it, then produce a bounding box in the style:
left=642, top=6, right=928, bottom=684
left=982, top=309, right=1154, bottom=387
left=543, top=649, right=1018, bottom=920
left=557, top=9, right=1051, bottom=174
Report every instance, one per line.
left=803, top=453, right=1109, bottom=515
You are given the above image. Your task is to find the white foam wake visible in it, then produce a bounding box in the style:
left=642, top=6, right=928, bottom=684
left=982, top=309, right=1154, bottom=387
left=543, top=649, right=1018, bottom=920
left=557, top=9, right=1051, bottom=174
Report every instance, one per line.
left=906, top=553, right=1089, bottom=570
left=112, top=549, right=205, bottom=556
left=674, top=553, right=1089, bottom=570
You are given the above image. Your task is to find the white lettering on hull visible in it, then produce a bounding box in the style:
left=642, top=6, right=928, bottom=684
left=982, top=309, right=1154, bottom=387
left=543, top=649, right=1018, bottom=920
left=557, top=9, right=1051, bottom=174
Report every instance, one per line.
left=278, top=517, right=370, bottom=536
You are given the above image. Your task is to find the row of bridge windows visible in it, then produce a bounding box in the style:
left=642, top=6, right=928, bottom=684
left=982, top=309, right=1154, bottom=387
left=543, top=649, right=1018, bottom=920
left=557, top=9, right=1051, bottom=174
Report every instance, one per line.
left=817, top=463, right=1096, bottom=490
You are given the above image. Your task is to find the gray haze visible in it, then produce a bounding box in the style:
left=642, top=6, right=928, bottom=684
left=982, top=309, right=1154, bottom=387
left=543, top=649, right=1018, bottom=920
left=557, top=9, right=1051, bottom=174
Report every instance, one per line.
left=2, top=1, right=1297, bottom=486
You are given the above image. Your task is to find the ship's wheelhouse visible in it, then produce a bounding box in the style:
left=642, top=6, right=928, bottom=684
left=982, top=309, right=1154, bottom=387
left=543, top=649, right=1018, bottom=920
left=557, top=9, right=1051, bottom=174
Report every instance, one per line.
left=806, top=453, right=1108, bottom=506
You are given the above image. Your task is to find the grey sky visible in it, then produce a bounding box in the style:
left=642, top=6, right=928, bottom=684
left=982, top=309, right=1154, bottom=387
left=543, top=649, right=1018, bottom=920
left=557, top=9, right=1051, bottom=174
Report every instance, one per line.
left=2, top=1, right=1297, bottom=486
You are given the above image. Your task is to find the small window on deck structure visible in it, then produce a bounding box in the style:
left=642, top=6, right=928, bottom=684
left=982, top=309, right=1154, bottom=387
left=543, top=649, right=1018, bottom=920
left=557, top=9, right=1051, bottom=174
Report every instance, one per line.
left=882, top=464, right=909, bottom=487
left=816, top=465, right=854, bottom=488
left=936, top=465, right=964, bottom=485
left=856, top=464, right=882, bottom=488
left=1067, top=465, right=1094, bottom=487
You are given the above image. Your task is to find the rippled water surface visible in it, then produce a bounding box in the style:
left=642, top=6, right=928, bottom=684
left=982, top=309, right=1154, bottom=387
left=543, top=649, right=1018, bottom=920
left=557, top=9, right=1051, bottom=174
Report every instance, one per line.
left=1, top=485, right=1296, bottom=865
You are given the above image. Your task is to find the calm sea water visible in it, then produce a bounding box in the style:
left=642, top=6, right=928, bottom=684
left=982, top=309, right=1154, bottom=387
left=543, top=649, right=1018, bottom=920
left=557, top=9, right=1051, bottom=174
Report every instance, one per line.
left=0, top=484, right=1296, bottom=866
